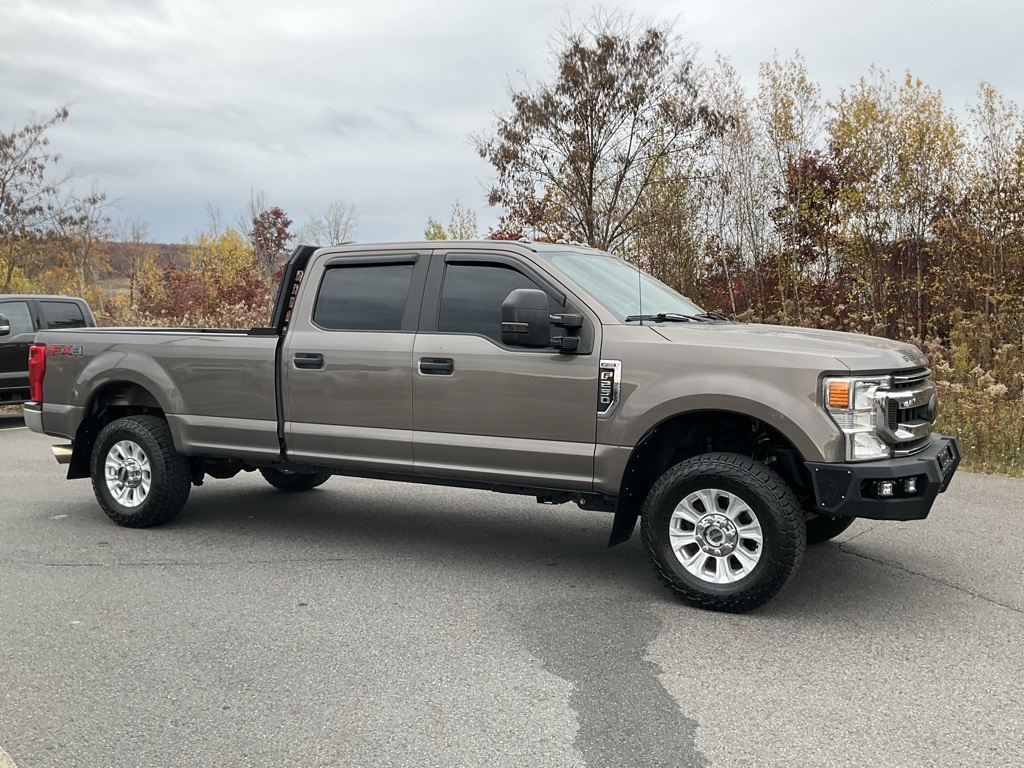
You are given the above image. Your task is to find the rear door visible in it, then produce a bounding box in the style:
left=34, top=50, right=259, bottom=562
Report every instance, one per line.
left=412, top=252, right=600, bottom=490
left=282, top=251, right=429, bottom=472
left=0, top=299, right=38, bottom=401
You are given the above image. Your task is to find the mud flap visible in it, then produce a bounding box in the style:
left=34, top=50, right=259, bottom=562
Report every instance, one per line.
left=607, top=497, right=640, bottom=547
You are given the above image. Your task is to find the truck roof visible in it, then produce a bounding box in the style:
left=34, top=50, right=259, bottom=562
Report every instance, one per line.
left=0, top=294, right=90, bottom=301
left=312, top=240, right=608, bottom=256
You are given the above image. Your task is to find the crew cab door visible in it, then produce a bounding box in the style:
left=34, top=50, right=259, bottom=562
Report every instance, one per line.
left=411, top=252, right=600, bottom=490
left=281, top=251, right=428, bottom=472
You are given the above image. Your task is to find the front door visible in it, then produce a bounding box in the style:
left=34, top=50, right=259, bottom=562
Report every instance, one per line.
left=412, top=254, right=599, bottom=490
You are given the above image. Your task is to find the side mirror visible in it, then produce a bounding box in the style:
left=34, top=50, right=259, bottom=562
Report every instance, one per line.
left=501, top=289, right=584, bottom=353
left=0, top=313, right=9, bottom=337
left=501, top=289, right=550, bottom=348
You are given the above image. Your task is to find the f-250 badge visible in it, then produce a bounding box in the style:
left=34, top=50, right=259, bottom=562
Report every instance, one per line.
left=597, top=360, right=622, bottom=418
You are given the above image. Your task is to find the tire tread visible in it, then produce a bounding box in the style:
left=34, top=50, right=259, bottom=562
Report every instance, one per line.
left=91, top=415, right=191, bottom=527
left=640, top=452, right=806, bottom=613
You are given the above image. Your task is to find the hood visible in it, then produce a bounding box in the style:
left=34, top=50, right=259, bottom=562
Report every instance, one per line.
left=650, top=323, right=928, bottom=373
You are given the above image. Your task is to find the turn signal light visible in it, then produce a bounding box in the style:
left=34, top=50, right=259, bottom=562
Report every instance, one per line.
left=828, top=381, right=850, bottom=408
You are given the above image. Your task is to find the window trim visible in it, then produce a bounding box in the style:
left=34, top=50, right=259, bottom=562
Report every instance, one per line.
left=310, top=254, right=427, bottom=333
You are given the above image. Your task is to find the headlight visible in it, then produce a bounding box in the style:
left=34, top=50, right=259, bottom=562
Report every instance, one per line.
left=823, top=376, right=891, bottom=461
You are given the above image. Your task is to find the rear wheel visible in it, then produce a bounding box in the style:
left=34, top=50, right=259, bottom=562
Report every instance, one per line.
left=641, top=452, right=806, bottom=613
left=91, top=415, right=191, bottom=527
left=259, top=467, right=332, bottom=492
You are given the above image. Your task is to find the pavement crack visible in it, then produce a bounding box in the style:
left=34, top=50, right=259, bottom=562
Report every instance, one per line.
left=839, top=520, right=885, bottom=543
left=837, top=543, right=1023, bottom=615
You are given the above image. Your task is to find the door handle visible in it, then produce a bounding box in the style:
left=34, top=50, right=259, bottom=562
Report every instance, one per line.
left=293, top=352, right=324, bottom=370
left=419, top=357, right=454, bottom=375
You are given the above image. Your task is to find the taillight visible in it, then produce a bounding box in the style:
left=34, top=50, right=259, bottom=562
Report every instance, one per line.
left=28, top=343, right=46, bottom=403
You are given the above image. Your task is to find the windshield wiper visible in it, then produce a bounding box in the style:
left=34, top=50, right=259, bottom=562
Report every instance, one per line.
left=693, top=311, right=736, bottom=322
left=624, top=313, right=703, bottom=323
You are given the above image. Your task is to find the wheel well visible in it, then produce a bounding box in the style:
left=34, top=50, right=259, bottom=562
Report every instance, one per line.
left=608, top=410, right=812, bottom=546
left=67, top=382, right=165, bottom=479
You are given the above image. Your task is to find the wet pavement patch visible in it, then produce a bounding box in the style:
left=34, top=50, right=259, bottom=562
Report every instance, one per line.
left=517, top=600, right=708, bottom=768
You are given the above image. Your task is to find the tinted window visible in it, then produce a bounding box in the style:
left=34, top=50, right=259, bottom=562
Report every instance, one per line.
left=0, top=301, right=34, bottom=335
left=41, top=300, right=87, bottom=329
left=438, top=263, right=558, bottom=343
left=313, top=264, right=413, bottom=331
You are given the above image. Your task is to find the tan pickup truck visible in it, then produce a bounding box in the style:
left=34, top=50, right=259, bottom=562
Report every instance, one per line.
left=23, top=241, right=960, bottom=612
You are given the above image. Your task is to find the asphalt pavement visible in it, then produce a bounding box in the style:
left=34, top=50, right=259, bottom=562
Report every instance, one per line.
left=1, top=413, right=1021, bottom=767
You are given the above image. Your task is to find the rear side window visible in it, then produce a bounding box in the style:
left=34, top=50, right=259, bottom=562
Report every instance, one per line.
left=313, top=264, right=414, bottom=331
left=0, top=301, right=34, bottom=335
left=41, top=300, right=87, bottom=329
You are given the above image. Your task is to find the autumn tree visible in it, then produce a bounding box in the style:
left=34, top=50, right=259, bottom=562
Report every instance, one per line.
left=0, top=106, right=74, bottom=292
left=249, top=205, right=294, bottom=279
left=51, top=182, right=113, bottom=298
left=302, top=200, right=358, bottom=246
left=476, top=9, right=726, bottom=250
left=424, top=200, right=478, bottom=240
left=112, top=217, right=157, bottom=307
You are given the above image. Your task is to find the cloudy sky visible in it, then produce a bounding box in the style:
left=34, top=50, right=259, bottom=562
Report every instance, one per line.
left=2, top=0, right=1022, bottom=244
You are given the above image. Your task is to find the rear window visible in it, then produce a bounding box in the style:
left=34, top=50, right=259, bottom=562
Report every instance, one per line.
left=312, top=264, right=413, bottom=331
left=41, top=300, right=88, bottom=329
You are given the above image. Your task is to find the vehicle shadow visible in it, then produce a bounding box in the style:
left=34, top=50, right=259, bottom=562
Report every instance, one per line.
left=166, top=479, right=936, bottom=616
left=0, top=410, right=25, bottom=430
left=172, top=478, right=659, bottom=594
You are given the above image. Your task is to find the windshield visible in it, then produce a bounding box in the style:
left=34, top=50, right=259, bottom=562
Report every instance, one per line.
left=541, top=250, right=704, bottom=321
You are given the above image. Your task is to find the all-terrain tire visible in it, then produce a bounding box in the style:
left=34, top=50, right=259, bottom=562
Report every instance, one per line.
left=90, top=415, right=191, bottom=528
left=805, top=514, right=856, bottom=544
left=259, top=468, right=332, bottom=492
left=641, top=452, right=806, bottom=613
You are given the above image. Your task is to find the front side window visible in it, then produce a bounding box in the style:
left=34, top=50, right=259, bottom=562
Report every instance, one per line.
left=438, top=263, right=559, bottom=343
left=313, top=264, right=413, bottom=331
left=0, top=301, right=34, bottom=335
left=41, top=300, right=87, bottom=329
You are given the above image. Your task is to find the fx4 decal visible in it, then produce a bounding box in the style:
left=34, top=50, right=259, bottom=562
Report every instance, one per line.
left=48, top=344, right=84, bottom=357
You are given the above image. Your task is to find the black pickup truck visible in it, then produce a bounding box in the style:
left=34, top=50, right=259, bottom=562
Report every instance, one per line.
left=0, top=294, right=96, bottom=405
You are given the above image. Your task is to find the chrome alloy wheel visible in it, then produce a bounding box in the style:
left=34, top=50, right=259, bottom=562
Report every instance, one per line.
left=669, top=488, right=763, bottom=584
left=104, top=439, right=152, bottom=508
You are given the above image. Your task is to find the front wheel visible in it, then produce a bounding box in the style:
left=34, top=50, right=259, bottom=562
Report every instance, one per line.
left=91, top=415, right=191, bottom=527
left=259, top=467, right=332, bottom=492
left=641, top=453, right=806, bottom=613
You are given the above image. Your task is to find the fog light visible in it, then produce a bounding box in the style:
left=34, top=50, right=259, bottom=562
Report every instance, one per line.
left=876, top=480, right=895, bottom=498
left=904, top=478, right=918, bottom=495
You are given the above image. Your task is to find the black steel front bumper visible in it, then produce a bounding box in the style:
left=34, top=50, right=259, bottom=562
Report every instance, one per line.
left=805, top=435, right=960, bottom=521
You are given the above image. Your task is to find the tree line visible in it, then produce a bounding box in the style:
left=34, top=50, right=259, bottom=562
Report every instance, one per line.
left=472, top=10, right=1023, bottom=472
left=2, top=9, right=1021, bottom=471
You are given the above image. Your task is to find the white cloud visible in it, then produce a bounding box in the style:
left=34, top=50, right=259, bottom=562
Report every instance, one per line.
left=2, top=0, right=1022, bottom=244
